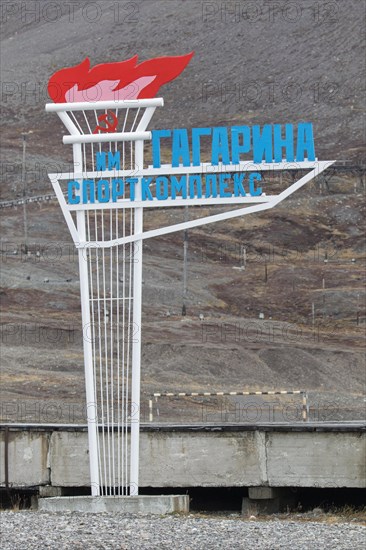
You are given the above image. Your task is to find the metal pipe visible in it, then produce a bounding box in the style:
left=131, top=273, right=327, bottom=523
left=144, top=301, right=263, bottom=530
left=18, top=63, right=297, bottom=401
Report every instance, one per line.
left=63, top=131, right=151, bottom=145
left=130, top=139, right=144, bottom=495
left=73, top=143, right=100, bottom=496
left=45, top=98, right=164, bottom=112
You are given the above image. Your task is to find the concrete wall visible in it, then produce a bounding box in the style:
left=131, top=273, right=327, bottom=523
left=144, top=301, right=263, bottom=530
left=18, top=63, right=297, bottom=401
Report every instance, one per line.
left=141, top=431, right=267, bottom=487
left=0, top=425, right=365, bottom=489
left=266, top=432, right=366, bottom=488
left=0, top=430, right=50, bottom=486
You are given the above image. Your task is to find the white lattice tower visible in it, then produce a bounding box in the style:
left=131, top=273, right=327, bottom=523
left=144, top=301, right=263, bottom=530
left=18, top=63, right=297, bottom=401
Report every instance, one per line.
left=46, top=99, right=163, bottom=496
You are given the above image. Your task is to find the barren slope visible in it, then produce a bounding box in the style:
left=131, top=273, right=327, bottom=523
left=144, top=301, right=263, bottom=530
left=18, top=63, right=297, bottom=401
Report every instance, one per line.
left=0, top=0, right=365, bottom=423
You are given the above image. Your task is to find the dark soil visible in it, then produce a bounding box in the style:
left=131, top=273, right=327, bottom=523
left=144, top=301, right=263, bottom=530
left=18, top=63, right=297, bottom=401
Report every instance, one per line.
left=0, top=1, right=365, bottom=423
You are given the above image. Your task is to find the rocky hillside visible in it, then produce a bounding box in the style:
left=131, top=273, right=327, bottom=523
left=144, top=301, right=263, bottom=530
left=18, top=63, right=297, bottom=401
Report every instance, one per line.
left=0, top=0, right=365, bottom=423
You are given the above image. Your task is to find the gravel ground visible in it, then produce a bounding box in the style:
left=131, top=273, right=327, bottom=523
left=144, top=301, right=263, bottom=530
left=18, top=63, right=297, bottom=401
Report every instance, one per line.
left=1, top=512, right=365, bottom=549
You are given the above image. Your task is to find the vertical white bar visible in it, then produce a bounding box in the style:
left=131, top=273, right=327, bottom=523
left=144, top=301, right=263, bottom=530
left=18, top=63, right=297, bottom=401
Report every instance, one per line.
left=130, top=139, right=143, bottom=495
left=73, top=143, right=100, bottom=496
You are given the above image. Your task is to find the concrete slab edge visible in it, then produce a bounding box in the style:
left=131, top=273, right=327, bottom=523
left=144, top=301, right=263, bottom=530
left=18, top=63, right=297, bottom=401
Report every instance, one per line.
left=38, top=495, right=190, bottom=514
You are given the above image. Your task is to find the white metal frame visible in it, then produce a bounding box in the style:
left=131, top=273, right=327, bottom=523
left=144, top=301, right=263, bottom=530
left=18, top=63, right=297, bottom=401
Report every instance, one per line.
left=46, top=98, right=334, bottom=497
left=46, top=99, right=163, bottom=496
left=49, top=159, right=334, bottom=249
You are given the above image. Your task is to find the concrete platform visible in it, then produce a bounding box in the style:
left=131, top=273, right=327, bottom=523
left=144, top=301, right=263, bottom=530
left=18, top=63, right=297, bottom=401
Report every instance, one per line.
left=1, top=423, right=365, bottom=490
left=38, top=495, right=189, bottom=514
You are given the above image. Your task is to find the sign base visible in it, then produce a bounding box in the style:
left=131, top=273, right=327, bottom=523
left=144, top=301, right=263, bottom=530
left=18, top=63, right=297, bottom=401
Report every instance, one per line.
left=38, top=495, right=189, bottom=514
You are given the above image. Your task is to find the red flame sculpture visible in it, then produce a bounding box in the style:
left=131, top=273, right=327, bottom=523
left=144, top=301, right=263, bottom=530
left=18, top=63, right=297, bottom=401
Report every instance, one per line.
left=48, top=53, right=194, bottom=103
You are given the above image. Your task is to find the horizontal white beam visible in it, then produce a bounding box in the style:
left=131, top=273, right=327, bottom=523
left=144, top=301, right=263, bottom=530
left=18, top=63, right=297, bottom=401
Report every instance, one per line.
left=63, top=132, right=151, bottom=145
left=67, top=195, right=274, bottom=210
left=50, top=160, right=334, bottom=182
left=45, top=98, right=164, bottom=112
left=74, top=161, right=334, bottom=248
left=148, top=160, right=326, bottom=175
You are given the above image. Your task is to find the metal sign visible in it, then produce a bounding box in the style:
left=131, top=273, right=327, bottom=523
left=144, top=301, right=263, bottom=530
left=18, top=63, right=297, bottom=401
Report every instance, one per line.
left=46, top=53, right=334, bottom=497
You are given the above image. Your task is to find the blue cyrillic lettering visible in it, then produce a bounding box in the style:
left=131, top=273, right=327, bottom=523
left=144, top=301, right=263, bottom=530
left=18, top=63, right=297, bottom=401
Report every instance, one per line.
left=274, top=124, right=294, bottom=162
left=253, top=125, right=273, bottom=163
left=151, top=129, right=171, bottom=168
left=189, top=175, right=202, bottom=198
left=68, top=180, right=80, bottom=204
left=249, top=173, right=262, bottom=196
left=231, top=126, right=251, bottom=163
left=205, top=174, right=217, bottom=198
left=219, top=173, right=232, bottom=197
left=192, top=127, right=211, bottom=166
left=141, top=178, right=153, bottom=201
left=82, top=179, right=95, bottom=203
left=97, top=180, right=110, bottom=203
left=296, top=122, right=315, bottom=161
left=112, top=178, right=124, bottom=201
left=171, top=175, right=187, bottom=199
left=233, top=173, right=246, bottom=196
left=172, top=129, right=190, bottom=167
left=156, top=176, right=169, bottom=200
left=212, top=127, right=230, bottom=165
